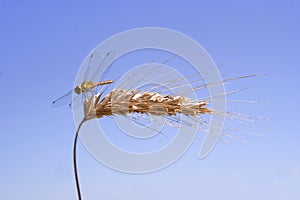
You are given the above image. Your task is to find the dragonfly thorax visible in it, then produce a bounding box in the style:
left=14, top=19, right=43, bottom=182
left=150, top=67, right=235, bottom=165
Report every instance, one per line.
left=74, top=81, right=97, bottom=94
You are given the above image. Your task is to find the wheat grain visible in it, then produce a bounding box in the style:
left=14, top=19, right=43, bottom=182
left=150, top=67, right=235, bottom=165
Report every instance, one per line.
left=82, top=89, right=213, bottom=121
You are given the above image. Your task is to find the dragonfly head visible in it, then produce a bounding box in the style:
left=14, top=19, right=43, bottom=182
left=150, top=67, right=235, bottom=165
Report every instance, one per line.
left=74, top=85, right=82, bottom=94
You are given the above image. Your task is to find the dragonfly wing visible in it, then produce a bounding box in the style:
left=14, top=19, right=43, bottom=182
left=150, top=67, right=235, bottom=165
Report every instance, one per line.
left=69, top=94, right=84, bottom=108
left=89, top=50, right=117, bottom=83
left=52, top=90, right=73, bottom=107
left=84, top=52, right=102, bottom=82
left=96, top=50, right=117, bottom=83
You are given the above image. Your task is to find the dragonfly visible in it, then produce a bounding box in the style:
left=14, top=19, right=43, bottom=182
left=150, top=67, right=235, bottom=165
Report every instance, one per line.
left=52, top=51, right=116, bottom=107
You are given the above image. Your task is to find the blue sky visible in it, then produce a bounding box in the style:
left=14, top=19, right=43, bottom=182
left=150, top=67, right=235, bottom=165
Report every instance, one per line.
left=0, top=0, right=299, bottom=200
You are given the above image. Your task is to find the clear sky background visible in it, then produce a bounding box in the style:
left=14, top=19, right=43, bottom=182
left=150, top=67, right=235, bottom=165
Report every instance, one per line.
left=0, top=0, right=299, bottom=200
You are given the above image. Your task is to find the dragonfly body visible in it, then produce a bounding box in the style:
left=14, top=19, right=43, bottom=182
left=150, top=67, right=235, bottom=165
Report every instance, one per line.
left=74, top=80, right=114, bottom=94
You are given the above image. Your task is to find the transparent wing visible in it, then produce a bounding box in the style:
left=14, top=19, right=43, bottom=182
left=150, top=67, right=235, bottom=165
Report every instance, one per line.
left=84, top=50, right=116, bottom=83
left=52, top=90, right=85, bottom=108
left=52, top=90, right=73, bottom=107
left=94, top=50, right=116, bottom=83
left=84, top=52, right=102, bottom=81
left=69, top=94, right=83, bottom=108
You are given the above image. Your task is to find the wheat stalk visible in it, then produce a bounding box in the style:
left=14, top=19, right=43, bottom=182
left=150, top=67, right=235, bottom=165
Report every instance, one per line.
left=73, top=89, right=213, bottom=200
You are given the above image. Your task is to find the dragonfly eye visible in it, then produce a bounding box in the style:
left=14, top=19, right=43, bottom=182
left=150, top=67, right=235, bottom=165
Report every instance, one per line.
left=74, top=86, right=82, bottom=94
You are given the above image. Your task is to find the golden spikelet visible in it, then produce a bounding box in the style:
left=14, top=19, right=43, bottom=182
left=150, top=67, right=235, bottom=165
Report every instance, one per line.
left=83, top=89, right=213, bottom=121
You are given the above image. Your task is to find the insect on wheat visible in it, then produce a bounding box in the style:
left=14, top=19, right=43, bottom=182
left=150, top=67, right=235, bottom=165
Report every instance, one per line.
left=55, top=51, right=265, bottom=200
